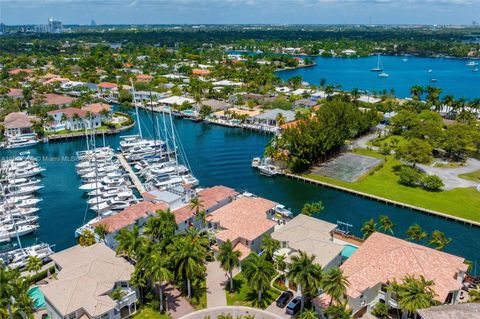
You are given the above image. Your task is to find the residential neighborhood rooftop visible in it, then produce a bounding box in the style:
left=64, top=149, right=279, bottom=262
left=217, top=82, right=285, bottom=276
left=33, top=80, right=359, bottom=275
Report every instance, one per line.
left=3, top=112, right=33, bottom=129
left=340, top=232, right=468, bottom=302
left=417, top=303, right=480, bottom=319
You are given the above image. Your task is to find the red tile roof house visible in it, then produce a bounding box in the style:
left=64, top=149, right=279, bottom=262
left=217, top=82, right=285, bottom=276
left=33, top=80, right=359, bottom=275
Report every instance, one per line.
left=97, top=82, right=119, bottom=100
left=172, top=186, right=239, bottom=232
left=92, top=202, right=168, bottom=250
left=208, top=195, right=278, bottom=261
left=41, top=93, right=77, bottom=107
left=3, top=112, right=34, bottom=137
left=136, top=74, right=153, bottom=83
left=314, top=232, right=469, bottom=318
left=8, top=68, right=34, bottom=76
left=5, top=88, right=23, bottom=99
left=46, top=107, right=103, bottom=132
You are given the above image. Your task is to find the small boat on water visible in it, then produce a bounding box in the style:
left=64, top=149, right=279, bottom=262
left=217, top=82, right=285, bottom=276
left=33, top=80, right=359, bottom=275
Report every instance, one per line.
left=5, top=134, right=38, bottom=149
left=378, top=72, right=389, bottom=78
left=0, top=243, right=54, bottom=269
left=258, top=165, right=279, bottom=177
left=467, top=61, right=479, bottom=67
left=251, top=157, right=261, bottom=168
left=430, top=78, right=438, bottom=83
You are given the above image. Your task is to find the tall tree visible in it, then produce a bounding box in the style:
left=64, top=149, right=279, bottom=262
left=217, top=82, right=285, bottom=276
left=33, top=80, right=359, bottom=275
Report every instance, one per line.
left=217, top=240, right=241, bottom=292
left=78, top=229, right=96, bottom=247
left=94, top=224, right=110, bottom=241
left=115, top=225, right=145, bottom=260
left=288, top=251, right=323, bottom=312
left=378, top=215, right=396, bottom=235
left=361, top=219, right=377, bottom=239
left=322, top=267, right=349, bottom=306
left=146, top=252, right=172, bottom=312
left=406, top=224, right=428, bottom=242
left=25, top=256, right=43, bottom=274
left=428, top=230, right=451, bottom=250
left=300, top=201, right=324, bottom=217
left=241, top=253, right=275, bottom=304
left=260, top=235, right=280, bottom=262
left=395, top=275, right=436, bottom=318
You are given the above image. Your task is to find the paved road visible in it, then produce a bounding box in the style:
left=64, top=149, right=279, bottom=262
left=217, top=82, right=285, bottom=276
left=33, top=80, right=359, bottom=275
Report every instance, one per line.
left=351, top=132, right=379, bottom=150
left=418, top=158, right=480, bottom=190
left=206, top=261, right=228, bottom=308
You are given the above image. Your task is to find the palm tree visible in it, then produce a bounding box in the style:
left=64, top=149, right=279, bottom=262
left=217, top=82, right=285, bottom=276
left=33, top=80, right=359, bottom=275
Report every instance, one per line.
left=322, top=267, right=349, bottom=306
left=410, top=85, right=424, bottom=101
left=189, top=196, right=206, bottom=228
left=25, top=256, right=43, bottom=274
left=217, top=240, right=241, bottom=292
left=172, top=236, right=206, bottom=299
left=360, top=219, right=377, bottom=239
left=350, top=88, right=360, bottom=104
left=275, top=113, right=287, bottom=126
left=324, top=301, right=353, bottom=319
left=300, top=201, right=324, bottom=217
left=378, top=215, right=396, bottom=235
left=442, top=94, right=455, bottom=115
left=297, top=309, right=319, bottom=319
left=274, top=254, right=287, bottom=275
left=78, top=229, right=96, bottom=247
left=260, top=235, right=280, bottom=262
left=146, top=251, right=173, bottom=312
left=115, top=225, right=145, bottom=260
left=406, top=224, right=428, bottom=242
left=469, top=289, right=480, bottom=302
left=242, top=253, right=275, bottom=304
left=428, top=230, right=451, bottom=250
left=94, top=224, right=110, bottom=242
left=395, top=275, right=436, bottom=318
left=0, top=268, right=18, bottom=319
left=144, top=209, right=177, bottom=245
left=325, top=85, right=335, bottom=100
left=288, top=251, right=323, bottom=312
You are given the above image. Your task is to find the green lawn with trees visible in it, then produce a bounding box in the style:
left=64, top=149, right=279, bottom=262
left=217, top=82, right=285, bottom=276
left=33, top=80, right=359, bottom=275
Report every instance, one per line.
left=226, top=273, right=280, bottom=309
left=304, top=149, right=480, bottom=222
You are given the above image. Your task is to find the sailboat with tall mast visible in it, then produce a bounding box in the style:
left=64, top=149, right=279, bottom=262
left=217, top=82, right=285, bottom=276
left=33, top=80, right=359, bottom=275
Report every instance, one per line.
left=371, top=54, right=383, bottom=72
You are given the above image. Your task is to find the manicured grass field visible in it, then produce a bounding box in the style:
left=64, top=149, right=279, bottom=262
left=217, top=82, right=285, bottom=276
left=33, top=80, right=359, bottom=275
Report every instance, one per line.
left=226, top=273, right=280, bottom=309
left=304, top=149, right=480, bottom=223
left=133, top=307, right=170, bottom=319
left=459, top=170, right=480, bottom=183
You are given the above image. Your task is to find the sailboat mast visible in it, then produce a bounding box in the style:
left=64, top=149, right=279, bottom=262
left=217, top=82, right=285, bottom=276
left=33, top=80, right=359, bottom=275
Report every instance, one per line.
left=130, top=78, right=143, bottom=139
left=168, top=109, right=179, bottom=171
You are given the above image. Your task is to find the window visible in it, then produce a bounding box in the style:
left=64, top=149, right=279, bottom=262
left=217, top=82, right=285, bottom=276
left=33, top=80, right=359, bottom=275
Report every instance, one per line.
left=100, top=312, right=109, bottom=319
left=68, top=312, right=76, bottom=319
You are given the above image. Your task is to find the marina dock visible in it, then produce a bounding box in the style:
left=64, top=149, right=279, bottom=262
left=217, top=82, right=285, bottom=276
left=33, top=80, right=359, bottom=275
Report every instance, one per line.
left=117, top=154, right=146, bottom=194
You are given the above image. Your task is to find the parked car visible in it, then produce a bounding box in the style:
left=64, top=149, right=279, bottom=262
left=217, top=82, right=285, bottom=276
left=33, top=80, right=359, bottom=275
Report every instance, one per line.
left=286, top=296, right=302, bottom=315
left=276, top=291, right=294, bottom=308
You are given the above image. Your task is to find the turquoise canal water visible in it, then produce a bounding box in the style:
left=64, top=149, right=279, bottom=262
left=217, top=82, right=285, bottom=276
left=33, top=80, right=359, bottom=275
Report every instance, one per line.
left=1, top=108, right=480, bottom=267
left=276, top=55, right=480, bottom=99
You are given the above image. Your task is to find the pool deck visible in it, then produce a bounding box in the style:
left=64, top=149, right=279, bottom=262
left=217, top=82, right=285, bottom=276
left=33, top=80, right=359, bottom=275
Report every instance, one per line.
left=285, top=173, right=480, bottom=228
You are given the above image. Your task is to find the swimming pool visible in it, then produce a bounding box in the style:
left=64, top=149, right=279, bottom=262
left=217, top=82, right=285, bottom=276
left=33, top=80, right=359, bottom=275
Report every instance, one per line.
left=341, top=244, right=359, bottom=259
left=28, top=287, right=46, bottom=309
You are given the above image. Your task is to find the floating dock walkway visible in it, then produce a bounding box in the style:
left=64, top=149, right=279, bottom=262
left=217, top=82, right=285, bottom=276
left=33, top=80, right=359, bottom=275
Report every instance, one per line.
left=117, top=154, right=146, bottom=194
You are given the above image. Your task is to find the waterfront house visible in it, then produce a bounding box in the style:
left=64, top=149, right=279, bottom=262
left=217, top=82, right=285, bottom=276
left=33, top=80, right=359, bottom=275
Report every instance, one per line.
left=328, top=232, right=468, bottom=318
left=294, top=99, right=317, bottom=108
left=172, top=185, right=239, bottom=232
left=417, top=303, right=480, bottom=319
left=197, top=99, right=231, bottom=111
left=97, top=82, right=119, bottom=100
left=82, top=103, right=113, bottom=115
left=271, top=214, right=351, bottom=271
left=251, top=108, right=295, bottom=128
left=208, top=195, right=277, bottom=260
left=192, top=69, right=211, bottom=76
left=41, top=93, right=77, bottom=107
left=46, top=107, right=103, bottom=132
left=92, top=202, right=168, bottom=249
left=40, top=243, right=138, bottom=319
left=136, top=74, right=153, bottom=83
left=3, top=112, right=34, bottom=137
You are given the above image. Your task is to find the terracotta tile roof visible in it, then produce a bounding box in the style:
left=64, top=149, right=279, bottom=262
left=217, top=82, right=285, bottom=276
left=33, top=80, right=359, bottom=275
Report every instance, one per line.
left=40, top=243, right=134, bottom=317
left=208, top=196, right=277, bottom=241
left=340, top=232, right=468, bottom=302
left=192, top=69, right=211, bottom=75
left=82, top=103, right=112, bottom=114
left=98, top=82, right=118, bottom=89
left=172, top=186, right=238, bottom=224
left=47, top=107, right=89, bottom=119
left=9, top=68, right=34, bottom=75
left=234, top=242, right=252, bottom=261
left=92, top=201, right=168, bottom=233
left=137, top=74, right=153, bottom=80
left=417, top=303, right=480, bottom=319
left=3, top=112, right=32, bottom=129
left=6, top=88, right=23, bottom=98
left=42, top=93, right=77, bottom=106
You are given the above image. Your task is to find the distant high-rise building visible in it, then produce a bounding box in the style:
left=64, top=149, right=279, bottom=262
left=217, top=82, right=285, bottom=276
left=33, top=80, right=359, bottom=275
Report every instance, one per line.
left=34, top=17, right=70, bottom=33
left=0, top=23, right=6, bottom=34
left=91, top=20, right=96, bottom=26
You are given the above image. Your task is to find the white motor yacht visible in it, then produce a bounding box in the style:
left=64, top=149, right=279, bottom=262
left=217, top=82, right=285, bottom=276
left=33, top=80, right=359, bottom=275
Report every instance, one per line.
left=90, top=197, right=138, bottom=213
left=5, top=134, right=38, bottom=149
left=87, top=188, right=132, bottom=205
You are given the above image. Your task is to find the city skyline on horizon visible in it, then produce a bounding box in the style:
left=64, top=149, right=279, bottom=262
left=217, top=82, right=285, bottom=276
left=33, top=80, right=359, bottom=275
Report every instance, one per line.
left=0, top=0, right=479, bottom=26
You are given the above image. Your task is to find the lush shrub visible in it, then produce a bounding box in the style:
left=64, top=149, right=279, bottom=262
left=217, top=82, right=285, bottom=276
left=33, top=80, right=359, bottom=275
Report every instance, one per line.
left=421, top=174, right=444, bottom=191
left=371, top=302, right=389, bottom=318
left=398, top=166, right=422, bottom=187
left=26, top=266, right=55, bottom=285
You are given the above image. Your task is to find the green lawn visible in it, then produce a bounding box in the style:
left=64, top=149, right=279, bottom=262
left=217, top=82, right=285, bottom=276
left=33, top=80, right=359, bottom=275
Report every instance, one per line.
left=368, top=135, right=408, bottom=148
left=133, top=307, right=170, bottom=319
left=304, top=149, right=480, bottom=223
left=459, top=170, right=480, bottom=183
left=226, top=273, right=280, bottom=309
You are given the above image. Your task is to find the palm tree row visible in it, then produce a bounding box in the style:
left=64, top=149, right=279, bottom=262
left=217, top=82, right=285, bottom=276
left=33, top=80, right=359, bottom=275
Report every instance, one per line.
left=361, top=216, right=451, bottom=250
left=114, top=209, right=209, bottom=312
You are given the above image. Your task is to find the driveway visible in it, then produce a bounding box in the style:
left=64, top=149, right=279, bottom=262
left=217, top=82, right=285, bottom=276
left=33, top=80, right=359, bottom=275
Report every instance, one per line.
left=206, top=261, right=228, bottom=308
left=265, top=302, right=292, bottom=319
left=351, top=132, right=378, bottom=150
left=418, top=158, right=480, bottom=190
left=164, top=284, right=195, bottom=319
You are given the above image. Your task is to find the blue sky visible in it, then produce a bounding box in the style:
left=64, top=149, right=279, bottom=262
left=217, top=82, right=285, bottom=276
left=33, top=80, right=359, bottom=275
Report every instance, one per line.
left=0, top=0, right=479, bottom=25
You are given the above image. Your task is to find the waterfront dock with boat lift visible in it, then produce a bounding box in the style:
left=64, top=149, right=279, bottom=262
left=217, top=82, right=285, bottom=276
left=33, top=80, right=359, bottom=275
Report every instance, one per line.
left=116, top=154, right=146, bottom=193
left=284, top=173, right=480, bottom=228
